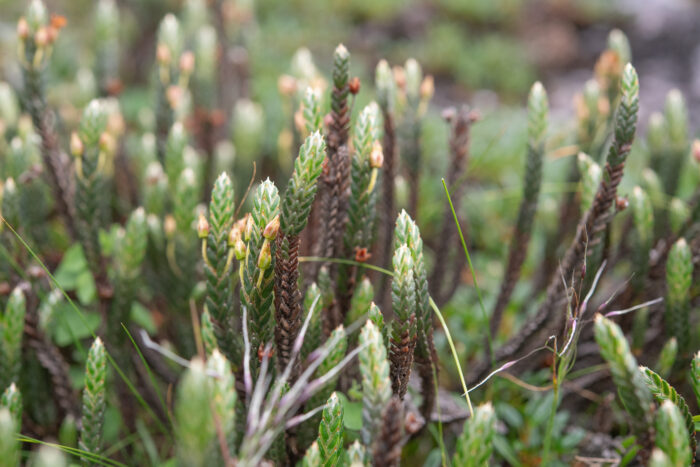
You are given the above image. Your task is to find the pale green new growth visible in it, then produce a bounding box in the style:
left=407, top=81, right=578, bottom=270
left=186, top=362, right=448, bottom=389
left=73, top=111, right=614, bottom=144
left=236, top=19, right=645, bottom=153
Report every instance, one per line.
left=346, top=277, right=373, bottom=328
left=206, top=350, right=237, bottom=460
left=640, top=366, right=696, bottom=455
left=655, top=338, right=677, bottom=379
left=0, top=384, right=21, bottom=426
left=75, top=100, right=109, bottom=275
left=358, top=320, right=392, bottom=447
left=669, top=198, right=689, bottom=234
left=200, top=308, right=218, bottom=355
left=389, top=243, right=417, bottom=398
left=608, top=29, right=631, bottom=64
left=0, top=408, right=18, bottom=467
left=176, top=358, right=214, bottom=467
left=32, top=445, right=68, bottom=467
left=665, top=238, right=692, bottom=354
left=375, top=59, right=395, bottom=112
left=594, top=315, right=654, bottom=438
left=80, top=338, right=107, bottom=465
left=345, top=440, right=366, bottom=466
left=279, top=131, right=326, bottom=236
left=317, top=392, right=344, bottom=466
left=453, top=402, right=496, bottom=467
left=241, top=179, right=279, bottom=355
left=1, top=288, right=25, bottom=390
left=606, top=63, right=639, bottom=169
left=302, top=441, right=321, bottom=467
left=692, top=351, right=700, bottom=407
left=204, top=172, right=236, bottom=363
left=578, top=153, right=602, bottom=212
left=654, top=400, right=692, bottom=467
left=649, top=449, right=673, bottom=467
left=303, top=88, right=323, bottom=135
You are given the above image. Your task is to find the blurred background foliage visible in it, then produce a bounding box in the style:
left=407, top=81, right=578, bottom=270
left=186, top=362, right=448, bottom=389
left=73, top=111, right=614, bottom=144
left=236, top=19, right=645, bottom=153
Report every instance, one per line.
left=2, top=0, right=699, bottom=464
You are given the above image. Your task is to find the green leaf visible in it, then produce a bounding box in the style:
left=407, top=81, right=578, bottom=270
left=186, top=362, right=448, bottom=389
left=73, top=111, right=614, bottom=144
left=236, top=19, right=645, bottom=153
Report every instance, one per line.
left=130, top=302, right=156, bottom=335
left=52, top=303, right=100, bottom=347
left=337, top=392, right=362, bottom=431
left=54, top=244, right=89, bottom=286
left=76, top=271, right=97, bottom=305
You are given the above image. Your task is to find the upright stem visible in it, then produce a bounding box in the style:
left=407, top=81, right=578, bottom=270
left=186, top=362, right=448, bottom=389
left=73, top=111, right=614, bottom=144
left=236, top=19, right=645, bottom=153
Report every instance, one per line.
left=541, top=360, right=560, bottom=466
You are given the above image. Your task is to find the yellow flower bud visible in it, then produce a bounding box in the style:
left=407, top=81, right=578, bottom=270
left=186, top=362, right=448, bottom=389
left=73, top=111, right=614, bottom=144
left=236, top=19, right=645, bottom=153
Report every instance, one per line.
left=228, top=224, right=241, bottom=247
left=257, top=239, right=272, bottom=270
left=420, top=75, right=434, bottom=101
left=99, top=132, right=115, bottom=154
left=197, top=214, right=209, bottom=239
left=369, top=141, right=384, bottom=169
left=244, top=214, right=254, bottom=241
left=70, top=132, right=83, bottom=156
left=164, top=214, right=177, bottom=238
left=263, top=215, right=280, bottom=240
left=234, top=238, right=246, bottom=260
left=34, top=27, right=49, bottom=47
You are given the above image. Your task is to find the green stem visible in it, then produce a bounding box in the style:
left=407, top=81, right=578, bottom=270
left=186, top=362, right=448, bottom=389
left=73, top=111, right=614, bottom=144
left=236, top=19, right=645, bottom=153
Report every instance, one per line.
left=441, top=178, right=492, bottom=364
left=541, top=362, right=560, bottom=466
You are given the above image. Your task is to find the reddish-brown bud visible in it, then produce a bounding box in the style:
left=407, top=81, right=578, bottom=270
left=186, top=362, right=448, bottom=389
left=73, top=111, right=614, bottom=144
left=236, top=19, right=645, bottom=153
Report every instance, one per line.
left=355, top=247, right=371, bottom=263
left=50, top=14, right=67, bottom=30
left=258, top=343, right=274, bottom=362
left=615, top=195, right=629, bottom=212
left=349, top=76, right=361, bottom=95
